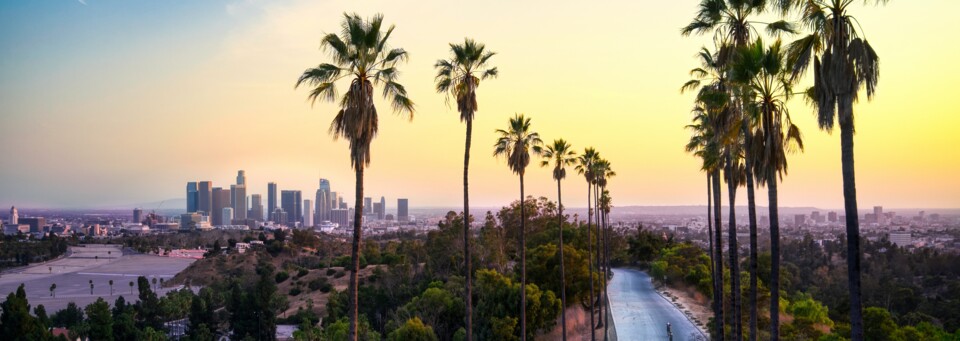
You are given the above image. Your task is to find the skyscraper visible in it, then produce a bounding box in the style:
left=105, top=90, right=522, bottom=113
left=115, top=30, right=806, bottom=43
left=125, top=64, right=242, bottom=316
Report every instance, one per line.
left=874, top=206, right=884, bottom=225
left=198, top=181, right=212, bottom=215
left=249, top=194, right=263, bottom=221
left=133, top=208, right=143, bottom=224
left=364, top=197, right=372, bottom=214
left=236, top=170, right=246, bottom=186
left=222, top=207, right=234, bottom=226
left=186, top=182, right=199, bottom=213
left=316, top=178, right=331, bottom=222
left=212, top=187, right=231, bottom=226
left=303, top=199, right=314, bottom=227
left=330, top=192, right=339, bottom=210
left=379, top=196, right=386, bottom=220
left=397, top=199, right=409, bottom=222
left=331, top=209, right=349, bottom=228
left=281, top=190, right=302, bottom=226
left=231, top=184, right=247, bottom=220
left=372, top=202, right=383, bottom=221
left=267, top=182, right=278, bottom=219
left=8, top=206, right=17, bottom=225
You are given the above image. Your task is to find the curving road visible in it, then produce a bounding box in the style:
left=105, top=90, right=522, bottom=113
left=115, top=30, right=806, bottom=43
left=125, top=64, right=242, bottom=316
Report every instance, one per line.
left=608, top=268, right=707, bottom=341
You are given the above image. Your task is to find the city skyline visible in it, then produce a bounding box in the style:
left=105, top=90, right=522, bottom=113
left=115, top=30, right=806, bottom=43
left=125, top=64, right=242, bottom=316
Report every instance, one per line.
left=1, top=1, right=958, bottom=210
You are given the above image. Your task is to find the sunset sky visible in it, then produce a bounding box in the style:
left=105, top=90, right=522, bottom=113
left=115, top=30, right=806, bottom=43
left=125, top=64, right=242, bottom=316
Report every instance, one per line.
left=1, top=0, right=957, bottom=210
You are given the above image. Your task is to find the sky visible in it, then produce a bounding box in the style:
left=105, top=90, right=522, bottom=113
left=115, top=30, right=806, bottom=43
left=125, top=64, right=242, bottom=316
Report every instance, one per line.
left=0, top=0, right=958, bottom=210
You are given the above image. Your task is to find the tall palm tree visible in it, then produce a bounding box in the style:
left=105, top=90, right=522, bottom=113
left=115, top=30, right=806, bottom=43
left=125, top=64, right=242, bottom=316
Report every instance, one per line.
left=731, top=38, right=805, bottom=341
left=493, top=114, right=542, bottom=341
left=435, top=38, right=498, bottom=341
left=575, top=147, right=600, bottom=341
left=779, top=1, right=886, bottom=339
left=535, top=139, right=577, bottom=341
left=683, top=47, right=730, bottom=341
left=595, top=160, right=615, bottom=339
left=296, top=13, right=415, bottom=341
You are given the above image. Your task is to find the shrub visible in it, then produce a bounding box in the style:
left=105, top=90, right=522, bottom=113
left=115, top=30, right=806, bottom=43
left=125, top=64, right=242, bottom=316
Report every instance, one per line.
left=297, top=268, right=309, bottom=278
left=334, top=271, right=346, bottom=279
left=326, top=268, right=336, bottom=276
left=289, top=287, right=302, bottom=296
left=275, top=271, right=290, bottom=284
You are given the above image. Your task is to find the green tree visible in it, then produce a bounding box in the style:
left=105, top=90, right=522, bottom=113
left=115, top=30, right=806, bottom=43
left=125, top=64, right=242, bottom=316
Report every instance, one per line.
left=387, top=317, right=438, bottom=341
left=85, top=298, right=114, bottom=341
left=779, top=1, right=888, bottom=339
left=493, top=114, right=542, bottom=341
left=0, top=284, right=48, bottom=341
left=574, top=147, right=600, bottom=340
left=862, top=307, right=897, bottom=341
left=435, top=38, right=498, bottom=341
left=296, top=13, right=414, bottom=341
left=535, top=139, right=577, bottom=341
left=51, top=302, right=84, bottom=328
left=136, top=276, right=162, bottom=330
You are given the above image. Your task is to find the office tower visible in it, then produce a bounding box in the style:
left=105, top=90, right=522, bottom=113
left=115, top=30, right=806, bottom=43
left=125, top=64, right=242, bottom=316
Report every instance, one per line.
left=211, top=187, right=231, bottom=226
left=398, top=199, right=409, bottom=222
left=198, top=181, right=212, bottom=215
left=372, top=202, right=383, bottom=221
left=222, top=207, right=234, bottom=225
left=180, top=213, right=202, bottom=231
left=133, top=208, right=143, bottom=224
left=339, top=198, right=347, bottom=210
left=316, top=178, right=331, bottom=221
left=364, top=197, right=372, bottom=214
left=8, top=206, right=17, bottom=225
left=231, top=184, right=247, bottom=220
left=20, top=217, right=45, bottom=233
left=794, top=214, right=806, bottom=226
left=267, top=182, right=278, bottom=218
left=272, top=208, right=287, bottom=225
left=874, top=206, right=884, bottom=225
left=330, top=192, right=339, bottom=210
left=281, top=190, right=302, bottom=226
left=236, top=170, right=246, bottom=186
left=186, top=182, right=199, bottom=212
left=378, top=196, right=386, bottom=220
left=304, top=199, right=314, bottom=227
left=250, top=194, right=263, bottom=221
left=828, top=212, right=838, bottom=222
left=331, top=209, right=349, bottom=228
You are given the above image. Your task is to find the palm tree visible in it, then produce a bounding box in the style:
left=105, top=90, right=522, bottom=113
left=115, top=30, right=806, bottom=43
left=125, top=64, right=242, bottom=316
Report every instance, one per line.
left=50, top=283, right=56, bottom=298
left=779, top=1, right=885, bottom=339
left=682, top=47, right=729, bottom=341
left=109, top=279, right=114, bottom=296
left=535, top=139, right=577, bottom=341
left=493, top=114, right=542, bottom=341
left=731, top=38, right=805, bottom=341
left=129, top=281, right=134, bottom=295
left=152, top=277, right=158, bottom=292
left=89, top=280, right=94, bottom=295
left=435, top=39, right=498, bottom=341
left=296, top=13, right=415, bottom=340
left=575, top=148, right=600, bottom=341
left=595, top=160, right=615, bottom=338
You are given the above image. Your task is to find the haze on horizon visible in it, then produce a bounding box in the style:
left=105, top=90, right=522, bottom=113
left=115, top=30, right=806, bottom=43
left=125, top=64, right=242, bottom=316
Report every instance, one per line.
left=1, top=0, right=958, bottom=210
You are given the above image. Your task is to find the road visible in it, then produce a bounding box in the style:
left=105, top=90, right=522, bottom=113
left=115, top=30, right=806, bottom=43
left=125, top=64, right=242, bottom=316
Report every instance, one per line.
left=608, top=268, right=707, bottom=341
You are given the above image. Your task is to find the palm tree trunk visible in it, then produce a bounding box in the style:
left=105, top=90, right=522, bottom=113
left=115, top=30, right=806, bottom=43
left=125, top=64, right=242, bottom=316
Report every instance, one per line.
left=602, top=197, right=610, bottom=341
left=707, top=175, right=714, bottom=276
left=587, top=182, right=595, bottom=341
left=768, top=168, right=781, bottom=341
left=557, top=178, right=568, bottom=341
left=349, top=166, right=364, bottom=341
left=520, top=172, right=527, bottom=341
left=594, top=182, right=603, bottom=330
left=712, top=169, right=724, bottom=341
left=726, top=158, right=741, bottom=341
left=464, top=117, right=473, bottom=341
left=743, top=127, right=759, bottom=341
left=840, top=96, right=864, bottom=341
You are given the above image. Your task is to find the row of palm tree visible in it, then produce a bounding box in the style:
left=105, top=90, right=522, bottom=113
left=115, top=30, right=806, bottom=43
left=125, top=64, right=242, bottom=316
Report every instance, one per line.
left=297, top=13, right=617, bottom=341
left=681, top=1, right=886, bottom=340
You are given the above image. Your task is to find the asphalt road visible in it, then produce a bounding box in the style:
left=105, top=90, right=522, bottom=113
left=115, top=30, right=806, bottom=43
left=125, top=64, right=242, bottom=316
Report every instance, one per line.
left=608, top=268, right=707, bottom=341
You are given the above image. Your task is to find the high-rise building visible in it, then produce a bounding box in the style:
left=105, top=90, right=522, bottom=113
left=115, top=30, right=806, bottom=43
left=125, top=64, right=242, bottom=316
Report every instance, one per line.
left=267, top=182, right=278, bottom=219
left=874, top=206, right=884, bottom=225
left=364, top=197, right=372, bottom=214
left=8, top=206, right=17, bottom=225
left=133, top=208, right=143, bottom=224
left=212, top=187, right=231, bottom=226
left=304, top=199, right=314, bottom=227
left=372, top=202, right=383, bottom=221
left=397, top=199, right=409, bottom=222
left=272, top=208, right=287, bottom=225
left=180, top=213, right=202, bottom=231
left=20, top=217, right=45, bottom=233
left=222, top=207, right=234, bottom=225
left=249, top=194, right=263, bottom=221
left=331, top=209, right=349, bottom=228
left=281, top=190, right=302, bottom=226
left=231, top=184, right=247, bottom=220
left=330, top=192, right=339, bottom=210
left=316, top=178, right=331, bottom=222
left=236, top=170, right=246, bottom=186
left=198, top=181, right=212, bottom=215
left=379, top=196, right=386, bottom=220
left=794, top=214, right=806, bottom=226
left=828, top=212, right=838, bottom=223
left=186, top=182, right=199, bottom=213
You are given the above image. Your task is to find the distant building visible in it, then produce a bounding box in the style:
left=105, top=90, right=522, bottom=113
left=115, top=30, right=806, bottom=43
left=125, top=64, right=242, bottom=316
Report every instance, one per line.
left=271, top=208, right=287, bottom=225
left=267, top=182, right=278, bottom=219
left=19, top=217, right=45, bottom=233
left=316, top=178, right=331, bottom=222
left=874, top=206, right=884, bottom=225
left=3, top=224, right=29, bottom=235
left=133, top=208, right=143, bottom=224
left=8, top=206, right=17, bottom=225
left=249, top=194, right=264, bottom=221
left=222, top=208, right=234, bottom=227
left=281, top=190, right=302, bottom=226
left=198, top=181, right=213, bottom=215
left=236, top=170, right=246, bottom=186
left=186, top=182, right=199, bottom=213
left=180, top=213, right=202, bottom=231
left=211, top=187, right=231, bottom=226
left=235, top=242, right=250, bottom=254
left=373, top=203, right=383, bottom=221
left=231, top=184, right=247, bottom=220
left=331, top=209, right=349, bottom=228
left=379, top=196, right=386, bottom=220
left=364, top=197, right=372, bottom=214
left=889, top=232, right=912, bottom=248
left=398, top=199, right=409, bottom=222
left=794, top=214, right=806, bottom=226
left=828, top=212, right=838, bottom=223
left=303, top=199, right=314, bottom=227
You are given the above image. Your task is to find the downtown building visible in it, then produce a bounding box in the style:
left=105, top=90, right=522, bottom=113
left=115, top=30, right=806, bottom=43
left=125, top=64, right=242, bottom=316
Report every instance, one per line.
left=281, top=190, right=302, bottom=226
